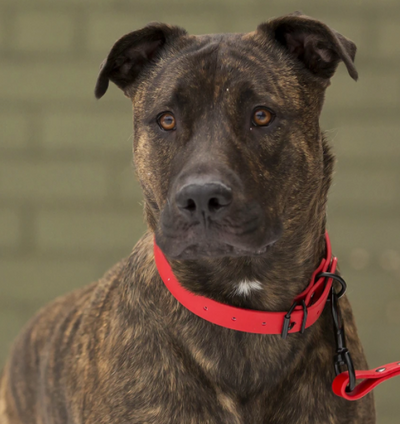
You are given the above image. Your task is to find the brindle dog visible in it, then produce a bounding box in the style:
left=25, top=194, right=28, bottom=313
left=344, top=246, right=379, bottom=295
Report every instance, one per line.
left=0, top=12, right=375, bottom=424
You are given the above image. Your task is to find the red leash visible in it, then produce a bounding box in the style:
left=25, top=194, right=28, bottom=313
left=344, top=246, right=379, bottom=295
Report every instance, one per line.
left=333, top=362, right=400, bottom=401
left=154, top=232, right=399, bottom=400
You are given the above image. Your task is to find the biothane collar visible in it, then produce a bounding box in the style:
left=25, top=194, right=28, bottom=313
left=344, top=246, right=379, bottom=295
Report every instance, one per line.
left=154, top=232, right=336, bottom=336
left=154, top=232, right=400, bottom=401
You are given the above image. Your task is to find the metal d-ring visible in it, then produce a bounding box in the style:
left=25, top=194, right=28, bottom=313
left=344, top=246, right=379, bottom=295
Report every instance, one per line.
left=317, top=272, right=347, bottom=299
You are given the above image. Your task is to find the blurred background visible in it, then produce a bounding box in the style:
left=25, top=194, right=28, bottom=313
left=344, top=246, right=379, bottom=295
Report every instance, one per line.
left=0, top=0, right=399, bottom=422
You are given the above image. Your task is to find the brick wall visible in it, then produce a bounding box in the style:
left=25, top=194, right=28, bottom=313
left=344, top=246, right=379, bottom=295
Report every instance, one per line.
left=0, top=1, right=399, bottom=422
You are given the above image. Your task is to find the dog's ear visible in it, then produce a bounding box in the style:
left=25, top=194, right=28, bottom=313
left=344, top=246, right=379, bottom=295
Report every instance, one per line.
left=94, top=23, right=187, bottom=99
left=258, top=11, right=358, bottom=82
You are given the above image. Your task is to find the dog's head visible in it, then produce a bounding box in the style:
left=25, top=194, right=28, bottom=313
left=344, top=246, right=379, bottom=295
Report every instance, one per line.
left=95, top=12, right=357, bottom=261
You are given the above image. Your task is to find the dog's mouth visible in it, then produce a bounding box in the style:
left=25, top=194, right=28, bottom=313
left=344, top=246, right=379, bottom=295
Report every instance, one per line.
left=168, top=240, right=276, bottom=260
left=155, top=220, right=282, bottom=260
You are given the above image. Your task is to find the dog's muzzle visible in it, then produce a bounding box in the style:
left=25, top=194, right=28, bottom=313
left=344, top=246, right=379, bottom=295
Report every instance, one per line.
left=156, top=175, right=282, bottom=259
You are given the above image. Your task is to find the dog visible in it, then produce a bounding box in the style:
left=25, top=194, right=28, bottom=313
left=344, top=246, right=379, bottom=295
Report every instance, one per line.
left=0, top=12, right=376, bottom=424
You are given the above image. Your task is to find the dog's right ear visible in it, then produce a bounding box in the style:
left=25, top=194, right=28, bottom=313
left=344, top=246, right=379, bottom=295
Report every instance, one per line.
left=94, top=23, right=187, bottom=99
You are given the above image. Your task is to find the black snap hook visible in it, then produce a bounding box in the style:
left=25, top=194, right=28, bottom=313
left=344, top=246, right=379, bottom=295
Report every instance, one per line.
left=329, top=287, right=356, bottom=393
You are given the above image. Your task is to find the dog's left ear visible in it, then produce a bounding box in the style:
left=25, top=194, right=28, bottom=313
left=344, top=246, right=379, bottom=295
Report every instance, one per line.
left=95, top=23, right=187, bottom=99
left=258, top=11, right=358, bottom=82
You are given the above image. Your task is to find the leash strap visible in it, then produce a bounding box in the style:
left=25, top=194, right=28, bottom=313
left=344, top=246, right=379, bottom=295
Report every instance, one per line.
left=332, top=362, right=400, bottom=401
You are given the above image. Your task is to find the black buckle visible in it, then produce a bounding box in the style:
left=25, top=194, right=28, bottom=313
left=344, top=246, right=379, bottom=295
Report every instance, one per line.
left=281, top=299, right=308, bottom=339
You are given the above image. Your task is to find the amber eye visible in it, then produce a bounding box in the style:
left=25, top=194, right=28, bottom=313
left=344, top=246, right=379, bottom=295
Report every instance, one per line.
left=252, top=108, right=274, bottom=127
left=157, top=112, right=176, bottom=131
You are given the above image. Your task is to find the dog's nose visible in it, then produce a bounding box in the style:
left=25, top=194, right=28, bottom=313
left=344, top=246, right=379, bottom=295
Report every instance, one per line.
left=175, top=182, right=232, bottom=220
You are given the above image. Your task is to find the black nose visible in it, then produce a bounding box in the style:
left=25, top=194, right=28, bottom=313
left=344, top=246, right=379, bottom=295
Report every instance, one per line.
left=175, top=182, right=232, bottom=220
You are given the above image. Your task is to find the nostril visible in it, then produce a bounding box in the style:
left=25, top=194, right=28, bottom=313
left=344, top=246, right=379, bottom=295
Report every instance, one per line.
left=208, top=197, right=222, bottom=212
left=184, top=198, right=196, bottom=212
left=208, top=190, right=232, bottom=213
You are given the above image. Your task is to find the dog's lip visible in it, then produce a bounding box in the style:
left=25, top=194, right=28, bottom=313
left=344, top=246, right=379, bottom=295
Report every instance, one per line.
left=226, top=242, right=273, bottom=255
left=164, top=239, right=276, bottom=260
left=223, top=238, right=278, bottom=255
left=156, top=216, right=283, bottom=259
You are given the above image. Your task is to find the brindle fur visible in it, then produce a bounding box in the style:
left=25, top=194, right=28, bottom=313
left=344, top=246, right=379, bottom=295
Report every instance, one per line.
left=0, top=12, right=375, bottom=424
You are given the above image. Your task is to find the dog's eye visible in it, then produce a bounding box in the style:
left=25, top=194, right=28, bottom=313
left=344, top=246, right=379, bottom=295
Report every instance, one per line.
left=157, top=112, right=176, bottom=131
left=252, top=108, right=274, bottom=127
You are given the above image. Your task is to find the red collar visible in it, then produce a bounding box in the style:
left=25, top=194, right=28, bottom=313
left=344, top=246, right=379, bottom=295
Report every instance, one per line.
left=154, top=232, right=337, bottom=335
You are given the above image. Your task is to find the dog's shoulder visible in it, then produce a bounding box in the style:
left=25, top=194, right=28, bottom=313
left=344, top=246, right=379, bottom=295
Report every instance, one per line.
left=0, top=236, right=155, bottom=422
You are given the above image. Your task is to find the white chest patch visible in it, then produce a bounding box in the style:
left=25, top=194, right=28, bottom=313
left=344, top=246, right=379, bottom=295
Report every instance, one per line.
left=233, top=280, right=263, bottom=297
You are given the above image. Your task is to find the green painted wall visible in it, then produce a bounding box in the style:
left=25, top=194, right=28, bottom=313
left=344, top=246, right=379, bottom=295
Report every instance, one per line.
left=1, top=0, right=399, bottom=422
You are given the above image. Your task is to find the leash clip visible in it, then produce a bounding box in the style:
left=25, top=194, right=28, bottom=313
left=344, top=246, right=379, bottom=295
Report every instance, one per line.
left=329, top=285, right=356, bottom=392
left=317, top=271, right=355, bottom=392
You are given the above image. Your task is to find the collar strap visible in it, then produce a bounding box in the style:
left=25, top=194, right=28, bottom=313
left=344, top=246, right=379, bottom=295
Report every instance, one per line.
left=154, top=232, right=336, bottom=335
